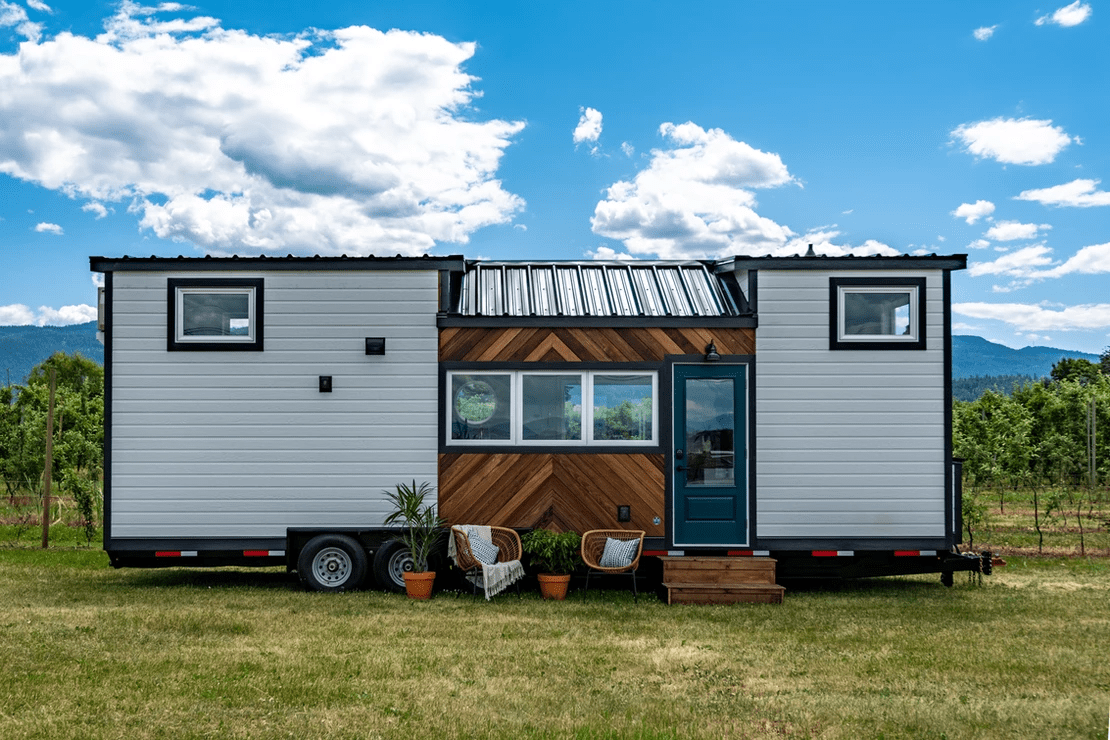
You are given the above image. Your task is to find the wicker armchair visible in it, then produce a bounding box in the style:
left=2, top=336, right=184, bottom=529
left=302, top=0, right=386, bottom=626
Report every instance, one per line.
left=580, top=529, right=645, bottom=601
left=450, top=525, right=524, bottom=598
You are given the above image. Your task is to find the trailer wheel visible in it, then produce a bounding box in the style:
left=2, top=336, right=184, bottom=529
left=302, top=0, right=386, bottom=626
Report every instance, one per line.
left=298, top=534, right=368, bottom=592
left=373, top=539, right=413, bottom=592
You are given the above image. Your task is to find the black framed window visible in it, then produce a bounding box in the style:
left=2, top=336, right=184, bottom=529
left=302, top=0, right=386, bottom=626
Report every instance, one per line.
left=167, top=278, right=264, bottom=351
left=829, top=277, right=926, bottom=351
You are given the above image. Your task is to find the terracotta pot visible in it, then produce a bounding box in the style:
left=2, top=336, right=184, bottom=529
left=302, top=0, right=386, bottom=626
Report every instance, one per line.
left=403, top=571, right=436, bottom=600
left=537, top=573, right=571, bottom=601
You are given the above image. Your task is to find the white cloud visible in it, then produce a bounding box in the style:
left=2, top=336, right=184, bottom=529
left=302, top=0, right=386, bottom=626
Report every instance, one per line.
left=0, top=304, right=34, bottom=324
left=82, top=201, right=109, bottom=218
left=33, top=222, right=63, bottom=235
left=620, top=142, right=634, bottom=158
left=0, top=303, right=96, bottom=325
left=91, top=273, right=105, bottom=289
left=1035, top=1, right=1092, bottom=27
left=1041, top=242, right=1110, bottom=277
left=973, top=25, right=997, bottom=41
left=0, top=3, right=525, bottom=256
left=968, top=244, right=1054, bottom=277
left=587, top=246, right=636, bottom=260
left=953, top=301, right=1110, bottom=331
left=26, top=0, right=52, bottom=12
left=512, top=223, right=526, bottom=231
left=573, top=107, right=603, bottom=145
left=1015, top=178, right=1110, bottom=207
left=590, top=121, right=802, bottom=259
left=968, top=239, right=991, bottom=249
left=952, top=199, right=995, bottom=224
left=983, top=220, right=1050, bottom=241
left=0, top=0, right=41, bottom=41
left=951, top=117, right=1076, bottom=165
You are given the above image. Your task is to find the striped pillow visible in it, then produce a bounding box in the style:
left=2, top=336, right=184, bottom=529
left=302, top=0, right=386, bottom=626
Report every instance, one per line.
left=599, top=537, right=639, bottom=568
left=466, top=528, right=500, bottom=565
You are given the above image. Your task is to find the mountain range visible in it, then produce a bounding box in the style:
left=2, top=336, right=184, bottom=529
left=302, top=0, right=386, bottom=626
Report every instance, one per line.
left=0, top=322, right=104, bottom=385
left=951, top=335, right=1100, bottom=379
left=0, top=323, right=1101, bottom=386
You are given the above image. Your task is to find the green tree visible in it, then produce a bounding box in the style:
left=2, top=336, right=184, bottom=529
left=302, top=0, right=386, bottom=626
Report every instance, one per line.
left=1050, top=357, right=1101, bottom=385
left=0, top=352, right=104, bottom=543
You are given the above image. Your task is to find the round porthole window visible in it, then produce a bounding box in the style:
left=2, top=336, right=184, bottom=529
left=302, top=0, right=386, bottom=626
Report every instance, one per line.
left=455, top=380, right=497, bottom=424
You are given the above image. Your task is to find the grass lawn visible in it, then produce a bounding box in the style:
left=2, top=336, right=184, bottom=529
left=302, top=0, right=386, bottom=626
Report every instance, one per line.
left=1, top=547, right=1107, bottom=739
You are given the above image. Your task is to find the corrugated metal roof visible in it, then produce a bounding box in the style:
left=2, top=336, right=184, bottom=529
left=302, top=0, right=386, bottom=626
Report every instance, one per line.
left=454, top=261, right=743, bottom=317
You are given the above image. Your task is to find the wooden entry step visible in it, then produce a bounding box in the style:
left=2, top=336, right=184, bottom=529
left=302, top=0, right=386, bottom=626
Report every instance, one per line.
left=659, top=556, right=785, bottom=605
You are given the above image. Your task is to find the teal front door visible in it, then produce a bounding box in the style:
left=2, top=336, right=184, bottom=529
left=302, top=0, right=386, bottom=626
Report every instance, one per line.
left=672, top=363, right=748, bottom=547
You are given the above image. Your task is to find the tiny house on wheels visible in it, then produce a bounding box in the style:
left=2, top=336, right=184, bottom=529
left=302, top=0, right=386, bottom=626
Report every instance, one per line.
left=91, top=251, right=990, bottom=601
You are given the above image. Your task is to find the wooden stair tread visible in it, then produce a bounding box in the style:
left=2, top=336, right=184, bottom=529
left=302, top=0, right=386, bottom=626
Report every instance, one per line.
left=664, top=581, right=785, bottom=589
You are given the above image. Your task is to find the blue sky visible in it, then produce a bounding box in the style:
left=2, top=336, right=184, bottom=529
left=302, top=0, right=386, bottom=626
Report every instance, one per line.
left=1, top=0, right=1107, bottom=354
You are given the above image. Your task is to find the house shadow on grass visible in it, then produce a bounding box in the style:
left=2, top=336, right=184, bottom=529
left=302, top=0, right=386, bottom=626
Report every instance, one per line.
left=114, top=566, right=298, bottom=591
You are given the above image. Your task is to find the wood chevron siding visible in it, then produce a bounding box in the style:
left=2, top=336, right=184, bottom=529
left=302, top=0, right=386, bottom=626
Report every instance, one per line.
left=439, top=453, right=665, bottom=536
left=439, top=326, right=754, bottom=362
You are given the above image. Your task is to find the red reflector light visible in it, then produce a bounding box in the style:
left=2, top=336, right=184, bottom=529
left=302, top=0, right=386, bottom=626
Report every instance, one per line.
left=642, top=550, right=667, bottom=557
left=812, top=550, right=838, bottom=557
left=893, top=550, right=919, bottom=557
left=727, top=550, right=754, bottom=556
left=243, top=550, right=269, bottom=557
left=154, top=551, right=180, bottom=558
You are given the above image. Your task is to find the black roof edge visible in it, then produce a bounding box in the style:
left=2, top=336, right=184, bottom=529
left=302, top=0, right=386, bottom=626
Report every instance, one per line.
left=438, top=315, right=757, bottom=329
left=90, top=254, right=467, bottom=273
left=714, top=253, right=968, bottom=272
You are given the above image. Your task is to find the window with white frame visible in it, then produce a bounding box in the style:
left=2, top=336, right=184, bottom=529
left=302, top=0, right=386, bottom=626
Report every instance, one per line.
left=829, top=277, right=926, bottom=350
left=168, top=278, right=264, bottom=351
left=448, top=370, right=657, bottom=446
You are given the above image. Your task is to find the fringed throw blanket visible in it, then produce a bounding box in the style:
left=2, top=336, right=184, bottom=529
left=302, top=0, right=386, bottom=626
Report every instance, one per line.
left=449, top=525, right=525, bottom=600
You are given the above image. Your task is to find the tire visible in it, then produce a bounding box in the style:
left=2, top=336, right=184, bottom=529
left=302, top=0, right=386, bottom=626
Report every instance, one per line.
left=297, top=534, right=368, bottom=592
left=373, top=539, right=414, bottom=592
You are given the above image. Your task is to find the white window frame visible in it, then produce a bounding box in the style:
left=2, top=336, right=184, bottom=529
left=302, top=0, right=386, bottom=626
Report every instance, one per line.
left=445, top=370, right=658, bottom=447
left=829, top=277, right=926, bottom=351
left=448, top=372, right=514, bottom=446
left=176, top=287, right=257, bottom=343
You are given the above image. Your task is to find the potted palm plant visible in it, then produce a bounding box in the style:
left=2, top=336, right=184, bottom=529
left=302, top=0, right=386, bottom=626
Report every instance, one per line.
left=521, top=528, right=581, bottom=600
left=383, top=480, right=445, bottom=599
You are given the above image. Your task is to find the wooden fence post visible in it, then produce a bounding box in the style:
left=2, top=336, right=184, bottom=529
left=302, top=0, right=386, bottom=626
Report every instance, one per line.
left=41, top=368, right=55, bottom=549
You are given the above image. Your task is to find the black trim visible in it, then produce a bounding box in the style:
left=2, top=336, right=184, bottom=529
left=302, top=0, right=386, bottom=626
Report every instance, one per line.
left=107, top=537, right=288, bottom=552
left=755, top=537, right=951, bottom=550
left=944, top=269, right=956, bottom=548
left=167, top=278, right=265, bottom=352
left=663, top=355, right=756, bottom=550
left=747, top=270, right=758, bottom=317
left=716, top=254, right=968, bottom=272
left=102, top=272, right=113, bottom=552
left=438, top=316, right=756, bottom=328
left=829, top=277, right=927, bottom=351
left=91, top=255, right=466, bottom=273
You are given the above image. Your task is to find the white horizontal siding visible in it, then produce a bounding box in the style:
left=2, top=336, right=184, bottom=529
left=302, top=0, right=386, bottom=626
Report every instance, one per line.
left=109, top=269, right=440, bottom=539
left=755, top=269, right=947, bottom=539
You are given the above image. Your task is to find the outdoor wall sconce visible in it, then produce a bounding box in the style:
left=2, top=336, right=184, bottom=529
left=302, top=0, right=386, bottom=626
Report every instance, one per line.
left=365, top=337, right=386, bottom=355
left=617, top=505, right=631, bottom=522
left=319, top=375, right=332, bottom=393
left=704, top=341, right=720, bottom=362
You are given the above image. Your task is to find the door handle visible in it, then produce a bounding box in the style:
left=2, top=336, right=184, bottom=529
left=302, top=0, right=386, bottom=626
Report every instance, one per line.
left=675, top=464, right=687, bottom=471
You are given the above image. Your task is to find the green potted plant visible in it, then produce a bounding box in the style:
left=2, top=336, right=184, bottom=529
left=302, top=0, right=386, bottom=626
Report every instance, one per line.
left=383, top=480, right=446, bottom=599
left=521, top=528, right=582, bottom=600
